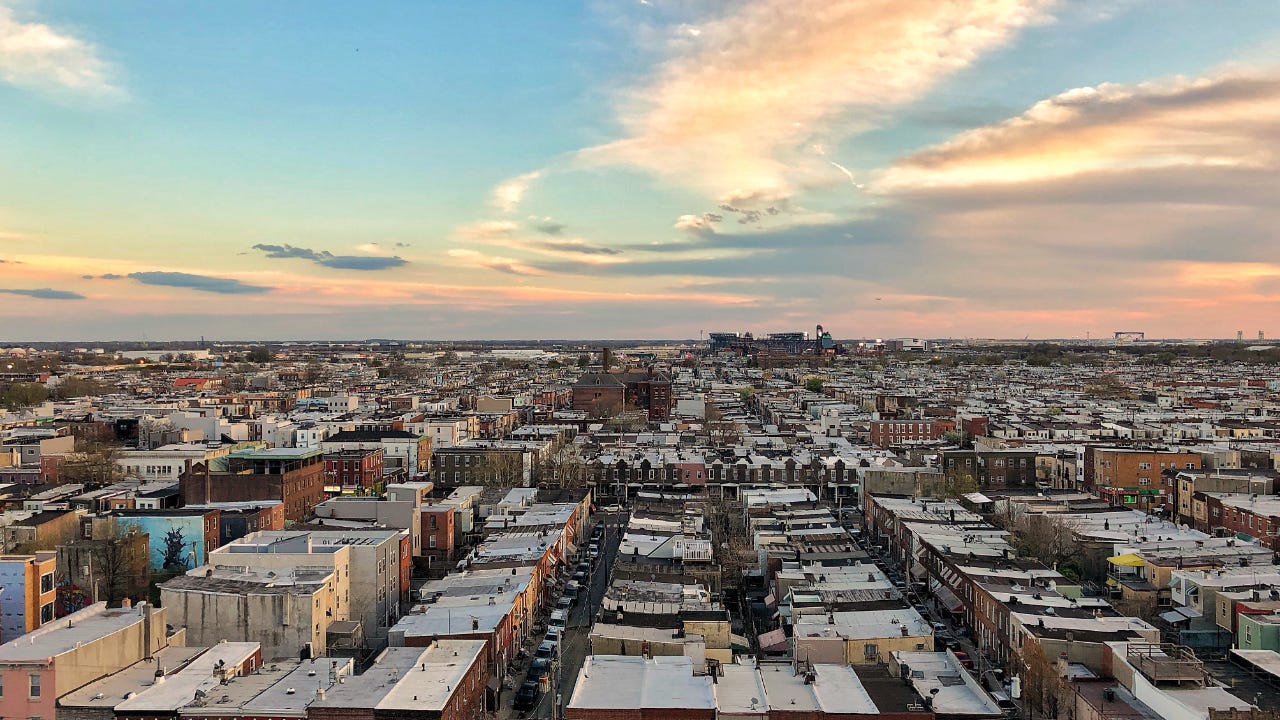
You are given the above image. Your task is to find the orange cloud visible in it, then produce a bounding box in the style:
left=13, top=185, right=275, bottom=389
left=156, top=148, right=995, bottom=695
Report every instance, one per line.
left=877, top=72, right=1280, bottom=191
left=581, top=0, right=1052, bottom=203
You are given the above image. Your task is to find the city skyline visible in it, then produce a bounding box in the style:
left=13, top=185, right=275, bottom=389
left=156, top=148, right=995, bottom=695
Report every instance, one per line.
left=2, top=1, right=1279, bottom=341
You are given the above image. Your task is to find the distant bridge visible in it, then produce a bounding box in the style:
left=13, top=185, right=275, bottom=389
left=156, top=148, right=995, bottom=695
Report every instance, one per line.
left=1114, top=331, right=1145, bottom=341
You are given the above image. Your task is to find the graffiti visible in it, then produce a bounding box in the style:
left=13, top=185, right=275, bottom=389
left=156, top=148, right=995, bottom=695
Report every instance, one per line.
left=162, top=528, right=190, bottom=573
left=57, top=579, right=93, bottom=617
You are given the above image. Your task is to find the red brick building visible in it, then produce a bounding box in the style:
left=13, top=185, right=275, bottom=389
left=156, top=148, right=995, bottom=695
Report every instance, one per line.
left=870, top=419, right=955, bottom=448
left=420, top=505, right=456, bottom=564
left=324, top=448, right=385, bottom=494
left=180, top=447, right=325, bottom=523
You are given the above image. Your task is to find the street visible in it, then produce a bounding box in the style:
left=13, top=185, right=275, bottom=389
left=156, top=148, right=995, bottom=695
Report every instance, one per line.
left=500, top=509, right=625, bottom=720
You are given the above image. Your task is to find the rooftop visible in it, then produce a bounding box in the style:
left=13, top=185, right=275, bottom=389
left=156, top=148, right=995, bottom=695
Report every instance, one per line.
left=567, top=655, right=715, bottom=711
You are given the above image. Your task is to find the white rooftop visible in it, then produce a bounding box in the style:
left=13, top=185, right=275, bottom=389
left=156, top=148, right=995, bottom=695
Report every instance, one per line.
left=567, top=655, right=716, bottom=710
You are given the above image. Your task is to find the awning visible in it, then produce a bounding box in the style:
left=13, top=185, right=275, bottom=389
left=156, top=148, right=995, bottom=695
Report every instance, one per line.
left=758, top=628, right=788, bottom=652
left=911, top=562, right=928, bottom=580
left=964, top=492, right=993, bottom=504
left=1158, top=607, right=1200, bottom=624
left=730, top=633, right=751, bottom=651
left=1108, top=553, right=1145, bottom=567
left=935, top=585, right=964, bottom=613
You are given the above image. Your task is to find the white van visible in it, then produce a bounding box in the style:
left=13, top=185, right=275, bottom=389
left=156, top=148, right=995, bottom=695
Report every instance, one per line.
left=548, top=610, right=568, bottom=632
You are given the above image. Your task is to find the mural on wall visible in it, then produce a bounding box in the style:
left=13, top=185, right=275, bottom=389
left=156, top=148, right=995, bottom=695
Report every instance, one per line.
left=162, top=528, right=190, bottom=572
left=56, top=581, right=94, bottom=617
left=119, top=515, right=206, bottom=571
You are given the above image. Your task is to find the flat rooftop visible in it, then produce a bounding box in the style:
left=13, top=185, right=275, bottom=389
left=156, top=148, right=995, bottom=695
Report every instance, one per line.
left=568, top=655, right=716, bottom=711
left=0, top=603, right=147, bottom=662
left=115, top=642, right=262, bottom=713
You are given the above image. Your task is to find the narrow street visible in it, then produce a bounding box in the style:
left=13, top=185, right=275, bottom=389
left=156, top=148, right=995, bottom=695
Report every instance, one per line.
left=499, top=509, right=625, bottom=720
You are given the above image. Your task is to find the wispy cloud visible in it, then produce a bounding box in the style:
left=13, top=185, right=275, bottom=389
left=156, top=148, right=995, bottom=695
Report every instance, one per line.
left=491, top=171, right=542, bottom=213
left=0, top=287, right=84, bottom=300
left=0, top=4, right=119, bottom=96
left=580, top=0, right=1051, bottom=204
left=877, top=72, right=1280, bottom=192
left=251, top=243, right=408, bottom=270
left=447, top=248, right=544, bottom=276
left=127, top=271, right=272, bottom=295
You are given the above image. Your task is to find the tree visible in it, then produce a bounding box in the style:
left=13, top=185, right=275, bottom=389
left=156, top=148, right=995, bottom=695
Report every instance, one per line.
left=996, top=510, right=1080, bottom=572
left=2, top=382, right=48, bottom=409
left=435, top=350, right=460, bottom=367
left=938, top=468, right=979, bottom=498
left=538, top=442, right=587, bottom=489
left=246, top=346, right=273, bottom=363
left=53, top=376, right=111, bottom=399
left=547, top=359, right=563, bottom=369
left=61, top=441, right=124, bottom=488
left=1019, top=640, right=1066, bottom=720
left=700, top=495, right=753, bottom=594
left=1084, top=373, right=1134, bottom=400
left=804, top=377, right=825, bottom=393
left=704, top=405, right=742, bottom=447
left=302, top=362, right=323, bottom=385
left=472, top=451, right=525, bottom=487
left=577, top=354, right=590, bottom=368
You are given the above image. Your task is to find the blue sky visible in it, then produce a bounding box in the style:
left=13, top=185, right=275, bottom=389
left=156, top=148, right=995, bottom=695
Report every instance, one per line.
left=1, top=0, right=1279, bottom=340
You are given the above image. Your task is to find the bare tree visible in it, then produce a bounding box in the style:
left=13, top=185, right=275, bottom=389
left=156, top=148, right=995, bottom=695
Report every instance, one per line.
left=704, top=405, right=742, bottom=447
left=700, top=495, right=752, bottom=594
left=472, top=451, right=525, bottom=487
left=937, top=467, right=979, bottom=499
left=538, top=442, right=587, bottom=489
left=997, top=511, right=1080, bottom=572
left=1019, top=639, right=1065, bottom=720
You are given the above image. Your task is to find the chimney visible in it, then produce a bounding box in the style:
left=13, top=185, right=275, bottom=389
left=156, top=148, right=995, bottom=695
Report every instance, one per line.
left=316, top=686, right=326, bottom=702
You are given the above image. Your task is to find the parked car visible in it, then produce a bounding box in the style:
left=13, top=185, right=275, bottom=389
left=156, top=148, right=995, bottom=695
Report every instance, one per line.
left=526, top=657, right=552, bottom=683
left=514, top=680, right=540, bottom=711
left=555, top=596, right=572, bottom=611
left=990, top=691, right=1016, bottom=711
left=588, top=543, right=600, bottom=560
left=601, top=504, right=623, bottom=513
left=548, top=610, right=567, bottom=633
left=576, top=561, right=591, bottom=576
left=934, top=632, right=959, bottom=651
left=535, top=640, right=557, bottom=661
left=564, top=580, right=581, bottom=602
left=953, top=651, right=975, bottom=670
left=544, top=629, right=561, bottom=647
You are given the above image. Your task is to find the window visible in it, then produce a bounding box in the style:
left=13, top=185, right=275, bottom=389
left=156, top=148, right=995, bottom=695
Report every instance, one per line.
left=1138, top=462, right=1151, bottom=470
left=39, top=602, right=53, bottom=623
left=1246, top=625, right=1254, bottom=644
left=1138, top=478, right=1150, bottom=486
left=40, top=572, right=53, bottom=593
left=864, top=643, right=878, bottom=659
left=29, top=674, right=40, bottom=698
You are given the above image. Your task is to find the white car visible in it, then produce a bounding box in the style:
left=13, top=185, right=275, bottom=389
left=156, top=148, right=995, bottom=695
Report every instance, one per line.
left=601, top=504, right=623, bottom=513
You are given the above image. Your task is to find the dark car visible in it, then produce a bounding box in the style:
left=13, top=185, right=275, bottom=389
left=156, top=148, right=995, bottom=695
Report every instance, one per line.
left=555, top=596, right=573, bottom=611
left=526, top=657, right=552, bottom=683
left=514, top=679, right=540, bottom=711
left=935, top=632, right=959, bottom=651
left=571, top=570, right=587, bottom=583
left=576, top=562, right=591, bottom=576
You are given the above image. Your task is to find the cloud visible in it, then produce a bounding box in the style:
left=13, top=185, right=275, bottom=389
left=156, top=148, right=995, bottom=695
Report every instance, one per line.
left=251, top=243, right=408, bottom=270
left=491, top=171, right=543, bottom=213
left=0, top=4, right=119, bottom=95
left=533, top=238, right=621, bottom=256
left=877, top=72, right=1280, bottom=192
left=674, top=213, right=726, bottom=235
left=448, top=248, right=544, bottom=276
left=0, top=287, right=84, bottom=300
left=579, top=0, right=1051, bottom=202
left=532, top=218, right=566, bottom=235
left=127, top=272, right=272, bottom=295
left=83, top=273, right=124, bottom=280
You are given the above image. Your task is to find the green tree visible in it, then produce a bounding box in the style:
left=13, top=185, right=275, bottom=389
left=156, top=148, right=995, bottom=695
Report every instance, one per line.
left=435, top=350, right=460, bottom=366
left=804, top=377, right=825, bottom=393
left=3, top=382, right=48, bottom=409
left=577, top=354, right=590, bottom=368
left=54, top=376, right=111, bottom=399
left=246, top=346, right=273, bottom=363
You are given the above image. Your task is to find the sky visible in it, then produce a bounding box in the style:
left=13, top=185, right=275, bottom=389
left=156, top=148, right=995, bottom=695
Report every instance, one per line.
left=1, top=0, right=1278, bottom=341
